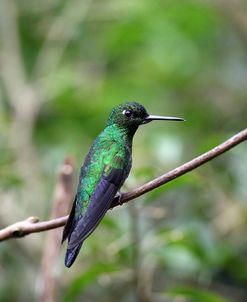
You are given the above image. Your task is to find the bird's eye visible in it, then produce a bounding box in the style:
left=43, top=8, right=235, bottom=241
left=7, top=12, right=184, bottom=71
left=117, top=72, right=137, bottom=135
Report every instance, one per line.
left=122, top=109, right=133, bottom=118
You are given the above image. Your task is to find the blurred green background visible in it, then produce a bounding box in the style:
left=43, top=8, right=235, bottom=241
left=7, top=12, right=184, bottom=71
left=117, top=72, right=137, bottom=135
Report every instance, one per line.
left=0, top=0, right=247, bottom=301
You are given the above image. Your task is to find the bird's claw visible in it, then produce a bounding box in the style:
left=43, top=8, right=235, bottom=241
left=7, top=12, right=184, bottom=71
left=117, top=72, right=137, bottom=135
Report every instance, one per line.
left=115, top=191, right=123, bottom=205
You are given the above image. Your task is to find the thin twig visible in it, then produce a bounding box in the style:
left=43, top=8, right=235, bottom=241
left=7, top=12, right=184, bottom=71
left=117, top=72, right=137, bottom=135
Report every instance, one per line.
left=116, top=128, right=247, bottom=205
left=0, top=128, right=246, bottom=241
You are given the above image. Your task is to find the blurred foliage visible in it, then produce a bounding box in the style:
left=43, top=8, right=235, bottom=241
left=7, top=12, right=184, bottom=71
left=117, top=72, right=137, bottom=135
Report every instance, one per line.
left=0, top=0, right=247, bottom=301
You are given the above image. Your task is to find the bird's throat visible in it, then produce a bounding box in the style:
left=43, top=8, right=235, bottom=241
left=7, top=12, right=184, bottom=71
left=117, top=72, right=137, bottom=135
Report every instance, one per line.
left=105, top=124, right=137, bottom=146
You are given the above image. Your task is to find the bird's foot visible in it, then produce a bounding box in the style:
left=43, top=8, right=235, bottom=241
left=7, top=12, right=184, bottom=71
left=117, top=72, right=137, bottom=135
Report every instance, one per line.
left=115, top=191, right=123, bottom=205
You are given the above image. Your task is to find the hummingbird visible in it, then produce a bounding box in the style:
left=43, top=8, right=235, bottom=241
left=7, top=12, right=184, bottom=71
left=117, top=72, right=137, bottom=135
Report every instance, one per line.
left=62, top=102, right=184, bottom=267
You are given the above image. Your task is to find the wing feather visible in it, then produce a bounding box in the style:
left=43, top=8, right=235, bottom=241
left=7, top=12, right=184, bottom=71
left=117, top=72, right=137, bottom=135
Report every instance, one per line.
left=68, top=168, right=124, bottom=249
left=64, top=140, right=128, bottom=267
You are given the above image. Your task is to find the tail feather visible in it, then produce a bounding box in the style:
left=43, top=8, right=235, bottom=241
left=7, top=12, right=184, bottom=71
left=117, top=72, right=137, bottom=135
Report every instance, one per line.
left=65, top=243, right=83, bottom=268
left=62, top=197, right=76, bottom=244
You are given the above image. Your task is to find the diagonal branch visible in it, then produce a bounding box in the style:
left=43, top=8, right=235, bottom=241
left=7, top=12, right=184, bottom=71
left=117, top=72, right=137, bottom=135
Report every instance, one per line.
left=113, top=128, right=247, bottom=205
left=0, top=128, right=246, bottom=241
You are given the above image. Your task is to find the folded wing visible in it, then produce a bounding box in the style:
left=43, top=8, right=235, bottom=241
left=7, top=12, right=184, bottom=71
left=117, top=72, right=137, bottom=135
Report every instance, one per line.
left=64, top=167, right=124, bottom=267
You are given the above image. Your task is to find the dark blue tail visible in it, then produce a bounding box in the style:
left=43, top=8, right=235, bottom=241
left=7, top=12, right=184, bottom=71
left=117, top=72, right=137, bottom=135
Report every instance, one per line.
left=65, top=243, right=83, bottom=268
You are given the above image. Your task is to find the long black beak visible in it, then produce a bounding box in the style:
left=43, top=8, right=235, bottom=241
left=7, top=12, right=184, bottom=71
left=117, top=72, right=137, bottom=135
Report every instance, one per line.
left=144, top=115, right=185, bottom=123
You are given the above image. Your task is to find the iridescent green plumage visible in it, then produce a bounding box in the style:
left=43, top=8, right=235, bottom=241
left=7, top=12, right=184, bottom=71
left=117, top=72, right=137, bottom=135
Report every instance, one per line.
left=62, top=102, right=184, bottom=267
left=76, top=124, right=132, bottom=217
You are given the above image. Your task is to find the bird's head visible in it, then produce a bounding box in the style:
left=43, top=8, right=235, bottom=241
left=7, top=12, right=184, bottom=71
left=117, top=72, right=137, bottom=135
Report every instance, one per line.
left=107, top=102, right=184, bottom=132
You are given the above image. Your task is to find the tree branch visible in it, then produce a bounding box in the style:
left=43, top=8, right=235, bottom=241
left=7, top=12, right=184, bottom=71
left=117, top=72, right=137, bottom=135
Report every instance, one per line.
left=38, top=157, right=74, bottom=302
left=0, top=128, right=246, bottom=241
